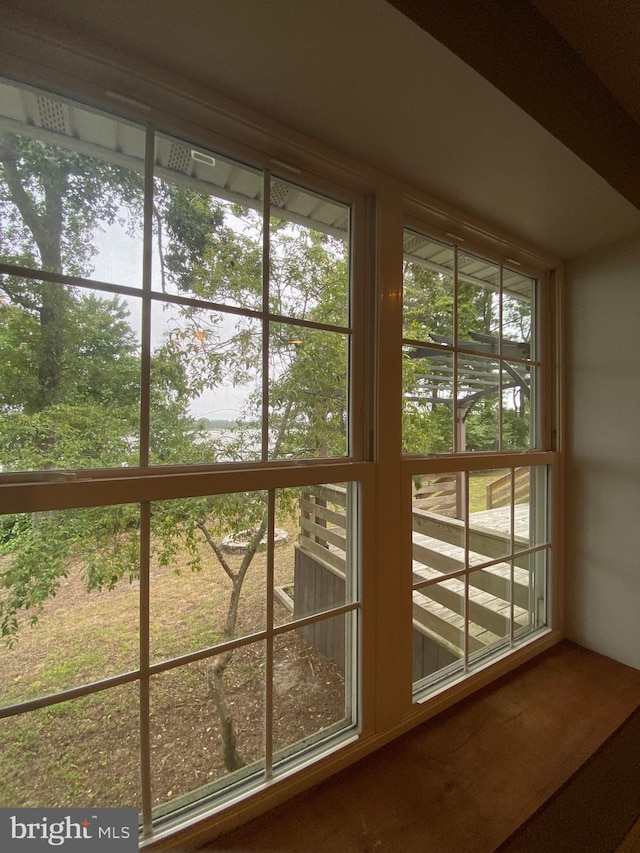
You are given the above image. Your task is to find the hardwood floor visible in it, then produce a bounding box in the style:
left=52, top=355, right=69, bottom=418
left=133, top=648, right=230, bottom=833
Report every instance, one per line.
left=198, top=642, right=640, bottom=852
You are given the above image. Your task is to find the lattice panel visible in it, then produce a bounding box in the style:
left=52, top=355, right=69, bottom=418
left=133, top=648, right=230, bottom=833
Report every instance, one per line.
left=36, top=96, right=68, bottom=134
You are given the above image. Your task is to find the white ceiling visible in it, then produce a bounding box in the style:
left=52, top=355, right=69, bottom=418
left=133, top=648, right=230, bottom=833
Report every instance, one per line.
left=2, top=0, right=640, bottom=260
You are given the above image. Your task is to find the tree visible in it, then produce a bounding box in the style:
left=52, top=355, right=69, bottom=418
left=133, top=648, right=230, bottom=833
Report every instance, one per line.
left=0, top=133, right=164, bottom=641
left=143, top=203, right=349, bottom=769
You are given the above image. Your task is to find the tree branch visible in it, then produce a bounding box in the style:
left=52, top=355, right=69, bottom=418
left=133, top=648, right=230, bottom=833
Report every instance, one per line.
left=271, top=397, right=294, bottom=459
left=196, top=519, right=235, bottom=582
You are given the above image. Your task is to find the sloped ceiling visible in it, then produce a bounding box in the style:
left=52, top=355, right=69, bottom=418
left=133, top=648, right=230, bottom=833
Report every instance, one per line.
left=1, top=0, right=640, bottom=260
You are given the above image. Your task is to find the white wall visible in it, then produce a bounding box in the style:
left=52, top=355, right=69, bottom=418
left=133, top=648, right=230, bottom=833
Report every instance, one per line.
left=567, top=231, right=640, bottom=669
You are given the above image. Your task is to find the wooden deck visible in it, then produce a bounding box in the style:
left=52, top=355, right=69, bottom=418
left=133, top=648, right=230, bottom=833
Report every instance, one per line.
left=294, top=485, right=545, bottom=676
left=412, top=503, right=537, bottom=662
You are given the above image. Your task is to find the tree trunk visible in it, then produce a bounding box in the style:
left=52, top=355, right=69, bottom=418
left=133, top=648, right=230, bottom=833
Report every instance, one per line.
left=207, top=651, right=244, bottom=772
left=200, top=400, right=292, bottom=771
left=202, top=512, right=270, bottom=772
left=35, top=282, right=69, bottom=412
left=0, top=139, right=67, bottom=413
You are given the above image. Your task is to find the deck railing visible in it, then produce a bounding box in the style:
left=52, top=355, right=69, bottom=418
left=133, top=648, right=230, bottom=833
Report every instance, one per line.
left=486, top=466, right=530, bottom=508
left=293, top=484, right=537, bottom=675
left=412, top=474, right=458, bottom=516
left=410, top=508, right=533, bottom=667
left=298, top=483, right=348, bottom=578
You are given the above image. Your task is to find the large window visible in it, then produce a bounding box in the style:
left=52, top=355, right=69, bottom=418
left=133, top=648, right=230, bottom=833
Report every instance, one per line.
left=0, top=70, right=558, bottom=848
left=0, top=78, right=362, bottom=837
left=0, top=83, right=353, bottom=474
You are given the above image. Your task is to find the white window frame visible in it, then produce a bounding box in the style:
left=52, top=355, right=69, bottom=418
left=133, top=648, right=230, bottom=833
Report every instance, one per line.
left=398, top=212, right=560, bottom=702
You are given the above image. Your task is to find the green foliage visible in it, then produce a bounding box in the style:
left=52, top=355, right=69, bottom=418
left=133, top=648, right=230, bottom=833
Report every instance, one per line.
left=0, top=133, right=142, bottom=274
left=403, top=401, right=453, bottom=455
left=156, top=180, right=261, bottom=307
left=465, top=398, right=499, bottom=452
left=65, top=294, right=140, bottom=408
left=502, top=405, right=532, bottom=450
left=0, top=290, right=141, bottom=470
left=0, top=506, right=141, bottom=642
left=402, top=260, right=454, bottom=341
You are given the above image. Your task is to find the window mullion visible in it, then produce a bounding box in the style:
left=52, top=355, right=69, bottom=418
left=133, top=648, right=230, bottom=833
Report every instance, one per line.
left=453, top=245, right=460, bottom=454
left=510, top=468, right=516, bottom=646
left=262, top=171, right=271, bottom=462
left=140, top=125, right=154, bottom=833
left=265, top=489, right=275, bottom=779
left=499, top=263, right=504, bottom=452
left=463, top=471, right=470, bottom=672
left=139, top=501, right=153, bottom=837
left=139, top=122, right=155, bottom=469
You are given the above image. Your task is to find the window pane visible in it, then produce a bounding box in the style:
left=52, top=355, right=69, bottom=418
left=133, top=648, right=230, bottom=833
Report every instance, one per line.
left=153, top=134, right=263, bottom=310
left=413, top=464, right=551, bottom=700
left=468, top=468, right=512, bottom=564
left=457, top=252, right=500, bottom=346
left=412, top=580, right=465, bottom=686
left=150, top=491, right=268, bottom=661
left=458, top=355, right=500, bottom=452
left=0, top=79, right=144, bottom=287
left=273, top=616, right=350, bottom=760
left=269, top=324, right=348, bottom=460
left=150, top=302, right=261, bottom=465
left=517, top=548, right=549, bottom=633
left=515, top=466, right=550, bottom=551
left=503, top=270, right=534, bottom=353
left=403, top=345, right=454, bottom=454
left=412, top=472, right=465, bottom=582
left=150, top=648, right=265, bottom=812
left=280, top=483, right=353, bottom=627
left=403, top=231, right=454, bottom=342
left=270, top=178, right=350, bottom=328
left=0, top=505, right=140, bottom=706
left=403, top=232, right=541, bottom=459
left=0, top=283, right=141, bottom=472
left=272, top=489, right=297, bottom=628
left=502, top=364, right=533, bottom=450
left=467, top=567, right=510, bottom=664
left=0, top=685, right=140, bottom=809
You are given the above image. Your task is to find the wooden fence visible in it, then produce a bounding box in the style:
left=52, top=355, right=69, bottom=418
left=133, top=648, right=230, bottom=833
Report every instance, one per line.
left=294, top=484, right=349, bottom=669
left=486, top=467, right=530, bottom=508
left=412, top=474, right=458, bottom=516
